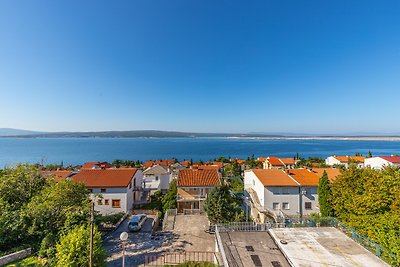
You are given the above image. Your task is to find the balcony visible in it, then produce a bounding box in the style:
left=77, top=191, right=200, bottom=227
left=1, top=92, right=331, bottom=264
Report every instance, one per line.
left=177, top=188, right=207, bottom=201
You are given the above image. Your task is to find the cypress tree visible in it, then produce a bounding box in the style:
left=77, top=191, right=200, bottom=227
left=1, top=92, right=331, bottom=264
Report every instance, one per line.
left=318, top=171, right=333, bottom=217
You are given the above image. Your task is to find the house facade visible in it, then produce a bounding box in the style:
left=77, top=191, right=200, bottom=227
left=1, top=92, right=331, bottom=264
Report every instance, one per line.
left=176, top=169, right=221, bottom=213
left=364, top=156, right=400, bottom=169
left=244, top=168, right=324, bottom=223
left=325, top=156, right=365, bottom=168
left=73, top=168, right=143, bottom=215
left=142, top=164, right=172, bottom=194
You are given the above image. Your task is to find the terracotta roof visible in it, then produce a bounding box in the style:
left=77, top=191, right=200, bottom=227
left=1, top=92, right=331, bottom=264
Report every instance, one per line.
left=143, top=160, right=155, bottom=168
left=310, top=168, right=342, bottom=182
left=73, top=168, right=138, bottom=188
left=41, top=170, right=74, bottom=182
left=198, top=165, right=221, bottom=171
left=266, top=156, right=285, bottom=166
left=334, top=156, right=365, bottom=163
left=81, top=161, right=112, bottom=169
left=258, top=157, right=267, bottom=162
left=252, top=169, right=298, bottom=187
left=236, top=159, right=246, bottom=164
left=155, top=159, right=176, bottom=166
left=379, top=156, right=400, bottom=163
left=280, top=158, right=296, bottom=165
left=177, top=169, right=221, bottom=187
left=288, top=169, right=320, bottom=186
left=143, top=164, right=169, bottom=175
left=180, top=161, right=191, bottom=167
left=212, top=162, right=224, bottom=168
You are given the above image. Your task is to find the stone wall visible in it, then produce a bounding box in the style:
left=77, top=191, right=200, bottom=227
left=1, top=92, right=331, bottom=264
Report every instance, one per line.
left=0, top=248, right=31, bottom=266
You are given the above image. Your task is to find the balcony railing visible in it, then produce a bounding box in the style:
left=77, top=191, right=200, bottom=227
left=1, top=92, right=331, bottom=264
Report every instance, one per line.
left=177, top=194, right=207, bottom=201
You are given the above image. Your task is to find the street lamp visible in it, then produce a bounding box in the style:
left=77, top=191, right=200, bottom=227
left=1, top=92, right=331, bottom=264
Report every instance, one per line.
left=120, top=232, right=129, bottom=267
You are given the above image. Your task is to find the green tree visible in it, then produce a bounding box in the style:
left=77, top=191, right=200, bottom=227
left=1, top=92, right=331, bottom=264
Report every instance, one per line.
left=162, top=179, right=177, bottom=214
left=318, top=171, right=333, bottom=217
left=112, top=159, right=122, bottom=168
left=367, top=151, right=373, bottom=158
left=204, top=185, right=244, bottom=223
left=20, top=180, right=90, bottom=249
left=0, top=164, right=47, bottom=210
left=55, top=224, right=106, bottom=267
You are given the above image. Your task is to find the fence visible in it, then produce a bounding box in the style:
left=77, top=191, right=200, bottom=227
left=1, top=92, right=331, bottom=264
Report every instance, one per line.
left=216, top=221, right=273, bottom=232
left=144, top=251, right=217, bottom=266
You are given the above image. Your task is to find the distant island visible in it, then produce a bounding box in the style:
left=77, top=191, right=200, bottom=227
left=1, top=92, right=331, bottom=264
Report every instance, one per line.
left=1, top=128, right=400, bottom=140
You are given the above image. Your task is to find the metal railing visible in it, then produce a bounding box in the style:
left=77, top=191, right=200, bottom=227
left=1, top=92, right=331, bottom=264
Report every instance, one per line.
left=177, top=194, right=207, bottom=201
left=183, top=208, right=203, bottom=215
left=144, top=251, right=217, bottom=266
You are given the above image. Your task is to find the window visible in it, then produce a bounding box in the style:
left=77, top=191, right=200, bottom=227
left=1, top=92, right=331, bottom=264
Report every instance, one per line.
left=305, top=202, right=312, bottom=209
left=97, top=199, right=102, bottom=205
left=273, top=203, right=280, bottom=210
left=282, top=202, right=290, bottom=210
left=155, top=176, right=159, bottom=181
left=104, top=199, right=109, bottom=205
left=100, top=188, right=106, bottom=193
left=112, top=199, right=121, bottom=208
left=253, top=180, right=255, bottom=186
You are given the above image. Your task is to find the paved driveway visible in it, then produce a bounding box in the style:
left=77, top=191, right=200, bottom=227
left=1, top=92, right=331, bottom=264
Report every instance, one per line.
left=104, top=215, right=177, bottom=267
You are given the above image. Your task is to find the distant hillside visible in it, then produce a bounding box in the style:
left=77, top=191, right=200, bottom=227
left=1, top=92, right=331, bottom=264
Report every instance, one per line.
left=9, top=130, right=278, bottom=138
left=0, top=128, right=46, bottom=136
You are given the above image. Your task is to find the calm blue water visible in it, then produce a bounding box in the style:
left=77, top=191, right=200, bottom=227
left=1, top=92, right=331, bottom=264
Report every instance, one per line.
left=0, top=137, right=400, bottom=167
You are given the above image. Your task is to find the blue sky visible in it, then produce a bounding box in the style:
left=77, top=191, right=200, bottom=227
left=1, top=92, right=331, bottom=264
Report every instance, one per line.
left=0, top=1, right=399, bottom=134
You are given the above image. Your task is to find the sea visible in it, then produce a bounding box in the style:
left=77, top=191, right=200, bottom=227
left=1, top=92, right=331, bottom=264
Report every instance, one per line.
left=1, top=137, right=400, bottom=167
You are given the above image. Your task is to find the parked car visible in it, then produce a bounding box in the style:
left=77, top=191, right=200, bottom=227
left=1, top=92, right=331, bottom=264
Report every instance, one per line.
left=128, top=214, right=147, bottom=232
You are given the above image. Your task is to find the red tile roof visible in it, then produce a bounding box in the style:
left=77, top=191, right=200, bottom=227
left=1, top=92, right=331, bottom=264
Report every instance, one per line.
left=379, top=156, right=400, bottom=163
left=334, top=156, right=365, bottom=163
left=180, top=161, right=191, bottom=167
left=267, top=156, right=285, bottom=166
left=41, top=170, right=74, bottom=182
left=252, top=169, right=298, bottom=187
left=73, top=168, right=138, bottom=188
left=310, top=168, right=342, bottom=182
left=143, top=160, right=155, bottom=168
left=280, top=158, right=296, bottom=165
left=177, top=169, right=221, bottom=187
left=198, top=165, right=221, bottom=171
left=81, top=161, right=113, bottom=169
left=288, top=169, right=320, bottom=186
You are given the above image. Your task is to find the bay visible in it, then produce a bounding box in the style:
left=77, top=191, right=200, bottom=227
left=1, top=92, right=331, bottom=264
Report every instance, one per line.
left=0, top=137, right=400, bottom=167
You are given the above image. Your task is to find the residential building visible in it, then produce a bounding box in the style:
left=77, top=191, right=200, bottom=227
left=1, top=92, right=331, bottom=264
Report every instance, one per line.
left=325, top=156, right=365, bottom=168
left=365, top=156, right=400, bottom=169
left=262, top=156, right=297, bottom=169
left=244, top=168, right=325, bottom=223
left=176, top=169, right=221, bottom=212
left=73, top=168, right=143, bottom=215
left=142, top=164, right=172, bottom=194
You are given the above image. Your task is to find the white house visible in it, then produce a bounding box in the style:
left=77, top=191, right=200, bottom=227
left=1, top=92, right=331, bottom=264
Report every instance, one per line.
left=325, top=155, right=365, bottom=168
left=244, top=169, right=322, bottom=223
left=73, top=168, right=143, bottom=215
left=142, top=164, right=172, bottom=194
left=364, top=156, right=400, bottom=169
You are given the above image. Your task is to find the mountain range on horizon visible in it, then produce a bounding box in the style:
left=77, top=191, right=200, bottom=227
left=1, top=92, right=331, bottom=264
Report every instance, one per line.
left=1, top=128, right=400, bottom=138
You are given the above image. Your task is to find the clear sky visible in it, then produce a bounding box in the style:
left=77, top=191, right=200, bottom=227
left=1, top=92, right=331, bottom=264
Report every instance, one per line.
left=0, top=1, right=399, bottom=134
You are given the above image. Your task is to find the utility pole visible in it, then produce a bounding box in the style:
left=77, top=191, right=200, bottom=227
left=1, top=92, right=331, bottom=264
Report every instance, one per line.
left=89, top=201, right=94, bottom=267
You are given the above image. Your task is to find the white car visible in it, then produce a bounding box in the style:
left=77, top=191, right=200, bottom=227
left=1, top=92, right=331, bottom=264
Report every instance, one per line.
left=128, top=214, right=147, bottom=232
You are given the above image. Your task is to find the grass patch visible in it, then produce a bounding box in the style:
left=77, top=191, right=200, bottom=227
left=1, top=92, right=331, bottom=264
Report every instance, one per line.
left=5, top=256, right=45, bottom=267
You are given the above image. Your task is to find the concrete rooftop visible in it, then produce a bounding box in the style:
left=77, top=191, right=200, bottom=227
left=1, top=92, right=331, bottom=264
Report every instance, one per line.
left=270, top=227, right=389, bottom=267
left=219, top=231, right=291, bottom=267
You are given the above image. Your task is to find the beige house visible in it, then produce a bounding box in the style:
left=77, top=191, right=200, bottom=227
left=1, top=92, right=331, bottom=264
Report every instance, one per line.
left=176, top=169, right=221, bottom=212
